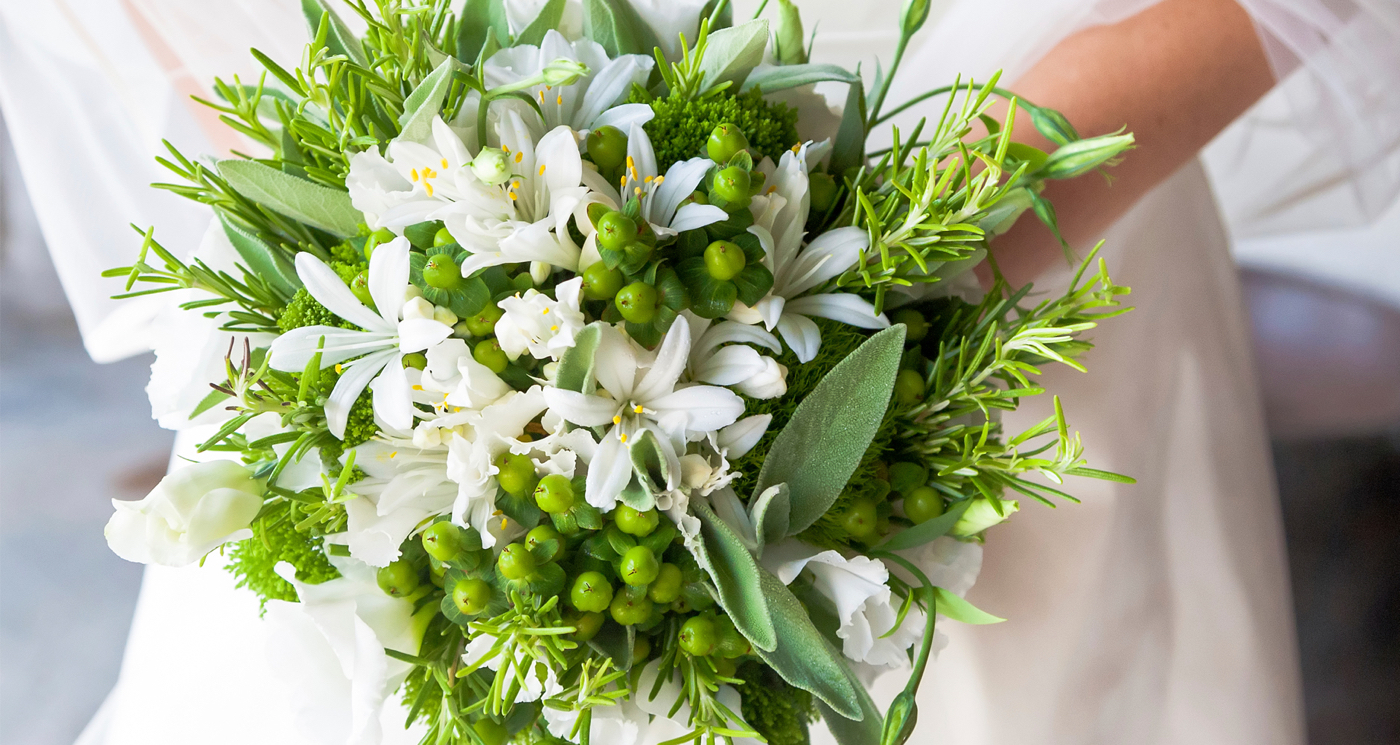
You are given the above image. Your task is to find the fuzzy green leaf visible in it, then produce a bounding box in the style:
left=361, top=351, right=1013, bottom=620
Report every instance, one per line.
left=399, top=58, right=460, bottom=143
left=754, top=324, right=906, bottom=536
left=217, top=160, right=361, bottom=237
left=819, top=692, right=885, bottom=745
left=692, top=499, right=777, bottom=653
left=218, top=212, right=300, bottom=300
left=581, top=0, right=657, bottom=57
left=458, top=0, right=509, bottom=62
left=750, top=483, right=790, bottom=555
left=555, top=323, right=603, bottom=394
left=755, top=567, right=865, bottom=720
left=829, top=79, right=867, bottom=178
left=933, top=586, right=1005, bottom=624
left=876, top=499, right=972, bottom=552
left=628, top=429, right=671, bottom=496
left=698, top=20, right=769, bottom=94
left=740, top=63, right=860, bottom=93
left=516, top=0, right=566, bottom=46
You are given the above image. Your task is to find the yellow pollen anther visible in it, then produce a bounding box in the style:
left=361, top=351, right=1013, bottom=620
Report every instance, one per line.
left=626, top=155, right=635, bottom=169
left=502, top=144, right=510, bottom=153
left=390, top=451, right=398, bottom=458
left=501, top=517, right=508, bottom=530
left=538, top=90, right=546, bottom=103
left=556, top=93, right=563, bottom=105
left=425, top=182, right=435, bottom=197
left=612, top=415, right=622, bottom=425
left=411, top=384, right=423, bottom=391
left=619, top=433, right=628, bottom=443
left=410, top=169, right=419, bottom=182
left=423, top=166, right=436, bottom=179
left=514, top=152, right=523, bottom=163
left=542, top=307, right=550, bottom=314
left=550, top=325, right=558, bottom=331
left=643, top=175, right=653, bottom=183
left=509, top=192, right=518, bottom=200
left=654, top=175, right=664, bottom=184
left=766, top=185, right=777, bottom=195
left=539, top=164, right=546, bottom=176
left=634, top=186, right=642, bottom=196
left=441, top=158, right=449, bottom=169
left=792, top=144, right=801, bottom=153
left=633, top=404, right=644, bottom=414
left=335, top=363, right=343, bottom=373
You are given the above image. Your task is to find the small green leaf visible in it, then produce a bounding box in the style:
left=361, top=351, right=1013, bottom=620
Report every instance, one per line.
left=1064, top=467, right=1137, bottom=484
left=820, top=691, right=885, bottom=745
left=829, top=79, right=867, bottom=178
left=458, top=0, right=509, bottom=62
left=217, top=160, right=362, bottom=237
left=698, top=20, right=769, bottom=93
left=754, top=324, right=906, bottom=536
left=399, top=58, right=461, bottom=143
left=618, top=475, right=656, bottom=512
left=1026, top=103, right=1079, bottom=146
left=755, top=567, right=865, bottom=720
left=932, top=586, right=1005, bottom=625
left=876, top=499, right=971, bottom=552
left=188, top=387, right=231, bottom=420
left=581, top=0, right=657, bottom=57
left=555, top=323, right=603, bottom=394
left=740, top=63, right=860, bottom=93
left=516, top=0, right=567, bottom=46
left=691, top=500, right=776, bottom=652
left=730, top=263, right=773, bottom=307
left=217, top=212, right=300, bottom=300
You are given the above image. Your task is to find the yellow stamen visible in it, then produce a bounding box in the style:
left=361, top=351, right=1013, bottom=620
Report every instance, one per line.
left=766, top=185, right=777, bottom=195
left=514, top=152, right=523, bottom=164
left=792, top=143, right=801, bottom=153
left=423, top=166, right=437, bottom=179
left=425, top=182, right=435, bottom=197
left=335, top=363, right=343, bottom=373
left=501, top=517, right=508, bottom=530
left=410, top=169, right=419, bottom=182
left=654, top=175, right=664, bottom=184
left=550, top=325, right=558, bottom=331
left=612, top=415, right=622, bottom=425
left=619, top=432, right=628, bottom=443
left=634, top=186, right=642, bottom=196
left=502, top=144, right=510, bottom=153
left=411, top=384, right=423, bottom=391
left=441, top=158, right=449, bottom=169
left=633, top=404, right=644, bottom=414
left=538, top=164, right=546, bottom=176
left=542, top=307, right=550, bottom=314
left=538, top=90, right=546, bottom=103
left=556, top=93, right=562, bottom=105
left=643, top=175, right=653, bottom=183
left=509, top=191, right=517, bottom=200
left=390, top=451, right=398, bottom=458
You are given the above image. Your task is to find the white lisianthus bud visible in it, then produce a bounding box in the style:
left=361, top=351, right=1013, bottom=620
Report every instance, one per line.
left=404, top=284, right=424, bottom=301
left=733, top=357, right=788, bottom=399
left=402, top=296, right=436, bottom=321
left=433, top=306, right=458, bottom=326
left=105, top=460, right=263, bottom=567
left=951, top=498, right=1019, bottom=537
left=540, top=58, right=589, bottom=88
left=471, top=147, right=512, bottom=186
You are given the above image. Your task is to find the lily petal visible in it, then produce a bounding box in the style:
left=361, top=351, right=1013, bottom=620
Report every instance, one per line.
left=648, top=385, right=744, bottom=433
left=718, top=415, right=771, bottom=458
left=669, top=202, right=728, bottom=232
left=585, top=430, right=633, bottom=510
left=542, top=387, right=619, bottom=428
left=367, top=237, right=412, bottom=325
left=776, top=312, right=822, bottom=363
left=326, top=349, right=395, bottom=438
left=295, top=253, right=387, bottom=332
left=371, top=354, right=414, bottom=433
left=633, top=319, right=689, bottom=403
left=398, top=318, right=453, bottom=353
left=787, top=294, right=891, bottom=329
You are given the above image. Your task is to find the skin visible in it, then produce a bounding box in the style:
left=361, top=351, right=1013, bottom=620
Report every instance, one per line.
left=975, top=0, right=1278, bottom=287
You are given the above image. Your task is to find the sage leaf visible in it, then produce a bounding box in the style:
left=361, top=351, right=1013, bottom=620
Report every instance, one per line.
left=876, top=499, right=971, bottom=552
left=691, top=499, right=776, bottom=653
left=399, top=57, right=460, bottom=143
left=628, top=429, right=671, bottom=496
left=749, top=483, right=790, bottom=555
left=829, top=79, right=867, bottom=178
left=820, top=693, right=885, bottom=745
left=933, top=586, right=1005, bottom=625
left=755, top=567, right=865, bottom=720
left=740, top=63, right=860, bottom=93
left=217, top=160, right=362, bottom=237
left=754, top=324, right=906, bottom=536
left=581, top=0, right=657, bottom=57
left=217, top=212, right=300, bottom=300
left=698, top=20, right=769, bottom=93
left=458, top=0, right=509, bottom=62
left=554, top=323, right=602, bottom=394
left=516, top=0, right=566, bottom=46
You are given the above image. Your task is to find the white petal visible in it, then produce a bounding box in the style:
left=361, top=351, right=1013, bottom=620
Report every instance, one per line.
left=295, top=253, right=388, bottom=331
left=590, top=103, right=655, bottom=133
left=694, top=345, right=767, bottom=386
left=397, top=318, right=453, bottom=353
left=325, top=350, right=395, bottom=439
left=648, top=385, right=744, bottom=433
left=697, top=320, right=782, bottom=357
left=626, top=122, right=658, bottom=181
left=633, top=318, right=690, bottom=403
left=536, top=125, right=584, bottom=197
left=585, top=430, right=633, bottom=510
left=541, top=387, right=619, bottom=427
left=371, top=355, right=414, bottom=432
left=786, top=227, right=868, bottom=296
left=576, top=57, right=652, bottom=129
left=786, top=294, right=891, bottom=329
left=268, top=326, right=389, bottom=371
left=718, top=414, right=771, bottom=458
left=593, top=325, right=638, bottom=400
left=669, top=203, right=728, bottom=232
left=776, top=312, right=822, bottom=363
left=367, top=237, right=412, bottom=324
left=653, top=158, right=714, bottom=225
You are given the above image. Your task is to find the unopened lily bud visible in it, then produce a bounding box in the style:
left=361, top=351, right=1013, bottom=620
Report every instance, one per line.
left=951, top=498, right=1019, bottom=537
left=680, top=454, right=714, bottom=490
left=541, top=58, right=588, bottom=88
left=734, top=358, right=788, bottom=399
left=529, top=261, right=551, bottom=285
left=471, top=147, right=512, bottom=186
left=774, top=0, right=808, bottom=65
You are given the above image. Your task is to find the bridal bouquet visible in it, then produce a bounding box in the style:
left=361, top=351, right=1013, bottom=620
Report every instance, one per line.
left=103, top=0, right=1133, bottom=743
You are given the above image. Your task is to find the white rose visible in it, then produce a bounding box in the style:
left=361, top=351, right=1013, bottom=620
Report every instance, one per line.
left=733, top=356, right=788, bottom=399
left=493, top=278, right=586, bottom=361
left=104, top=460, right=264, bottom=566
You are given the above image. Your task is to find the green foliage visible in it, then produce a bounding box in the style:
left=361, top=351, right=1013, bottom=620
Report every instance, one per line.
left=226, top=507, right=340, bottom=611
left=276, top=259, right=364, bottom=333
left=734, top=662, right=817, bottom=745
left=633, top=86, right=799, bottom=167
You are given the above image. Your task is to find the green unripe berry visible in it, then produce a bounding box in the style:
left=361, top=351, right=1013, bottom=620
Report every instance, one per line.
left=632, top=635, right=652, bottom=665
left=715, top=657, right=738, bottom=678
left=711, top=166, right=752, bottom=209
left=679, top=616, right=718, bottom=657
left=422, top=522, right=466, bottom=562
left=472, top=718, right=508, bottom=745
left=473, top=338, right=509, bottom=374
left=363, top=228, right=395, bottom=260
left=888, top=461, right=928, bottom=496
left=570, top=611, right=606, bottom=642
left=492, top=452, right=536, bottom=496
left=376, top=559, right=419, bottom=597
left=841, top=499, right=879, bottom=542
left=904, top=486, right=945, bottom=525
left=595, top=211, right=638, bottom=252
left=423, top=253, right=463, bottom=290
left=809, top=172, right=838, bottom=213
left=496, top=543, right=537, bottom=580
left=614, top=505, right=659, bottom=537
left=351, top=270, right=375, bottom=308
left=686, top=190, right=709, bottom=205
left=402, top=352, right=427, bottom=370
left=704, top=240, right=747, bottom=281
left=586, top=125, right=628, bottom=170
left=609, top=589, right=653, bottom=626
left=464, top=302, right=503, bottom=336
left=714, top=617, right=750, bottom=659
left=570, top=571, right=615, bottom=613
left=648, top=563, right=683, bottom=604
left=452, top=577, right=492, bottom=615
left=533, top=473, right=576, bottom=514
left=581, top=262, right=624, bottom=301
left=707, top=123, right=751, bottom=164
left=893, top=308, right=930, bottom=341
left=526, top=525, right=563, bottom=563
left=614, top=282, right=658, bottom=324
left=894, top=368, right=927, bottom=405
left=619, top=545, right=660, bottom=586
left=433, top=227, right=455, bottom=247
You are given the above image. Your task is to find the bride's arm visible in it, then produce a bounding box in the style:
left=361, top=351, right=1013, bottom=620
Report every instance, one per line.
left=982, top=0, right=1276, bottom=286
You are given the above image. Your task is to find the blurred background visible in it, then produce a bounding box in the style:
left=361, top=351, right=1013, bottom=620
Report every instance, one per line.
left=1, top=115, right=1397, bottom=745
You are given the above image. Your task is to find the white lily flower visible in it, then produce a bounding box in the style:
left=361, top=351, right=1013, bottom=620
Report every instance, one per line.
left=494, top=277, right=587, bottom=361
left=446, top=388, right=550, bottom=547
left=578, top=123, right=728, bottom=240
left=681, top=312, right=787, bottom=399
left=729, top=142, right=890, bottom=363
left=347, top=116, right=478, bottom=231
left=484, top=30, right=655, bottom=136
left=541, top=321, right=745, bottom=510
left=764, top=540, right=924, bottom=669
left=415, top=339, right=515, bottom=415
left=461, top=633, right=564, bottom=703
left=342, top=439, right=458, bottom=567
left=268, top=238, right=453, bottom=439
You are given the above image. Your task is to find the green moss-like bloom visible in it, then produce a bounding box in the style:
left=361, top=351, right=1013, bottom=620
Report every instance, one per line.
left=277, top=259, right=365, bottom=333
left=634, top=87, right=800, bottom=168
left=735, top=662, right=817, bottom=745
left=226, top=509, right=340, bottom=611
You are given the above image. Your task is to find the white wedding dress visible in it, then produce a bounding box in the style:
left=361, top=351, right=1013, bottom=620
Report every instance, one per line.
left=2, top=0, right=1396, bottom=743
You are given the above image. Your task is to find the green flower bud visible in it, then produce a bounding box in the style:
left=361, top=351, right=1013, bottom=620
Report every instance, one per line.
left=422, top=521, right=466, bottom=562
left=596, top=211, right=638, bottom=252
left=841, top=499, right=879, bottom=542
left=619, top=545, right=660, bottom=586
left=899, top=0, right=933, bottom=37
left=571, top=571, right=614, bottom=613
left=350, top=270, right=375, bottom=308
left=473, top=338, right=509, bottom=374
left=402, top=352, right=427, bottom=371
left=473, top=718, right=509, bottom=745
left=471, top=147, right=512, bottom=186
left=615, top=282, right=658, bottom=324
left=679, top=616, right=718, bottom=657
left=570, top=611, right=606, bottom=641
left=452, top=577, right=492, bottom=615
left=376, top=559, right=420, bottom=597
left=774, top=0, right=808, bottom=65
left=881, top=690, right=919, bottom=745
left=363, top=228, right=395, bottom=260
left=809, top=172, right=838, bottom=213
left=581, top=262, right=624, bottom=302
left=903, top=486, right=944, bottom=525
left=648, top=563, right=683, bottom=604
left=894, top=369, right=926, bottom=404
left=464, top=302, right=503, bottom=336
left=710, top=167, right=752, bottom=209
left=432, top=227, right=455, bottom=247
left=541, top=58, right=589, bottom=87
left=613, top=505, right=659, bottom=537
left=609, top=588, right=652, bottom=626
left=493, top=452, right=536, bottom=496
left=893, top=309, right=930, bottom=341
left=497, top=543, right=537, bottom=580
left=533, top=473, right=576, bottom=514
left=951, top=498, right=1019, bottom=537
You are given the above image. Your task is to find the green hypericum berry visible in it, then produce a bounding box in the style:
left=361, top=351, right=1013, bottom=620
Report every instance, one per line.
left=351, top=270, right=375, bottom=308
left=526, top=525, right=563, bottom=562
left=614, top=505, right=659, bottom=537
left=493, top=452, right=536, bottom=496
left=711, top=166, right=752, bottom=208
left=809, top=172, right=838, bottom=213
left=686, top=190, right=709, bottom=205
left=893, top=308, right=930, bottom=341
left=432, top=227, right=455, bottom=247
left=570, top=571, right=615, bottom=613
left=464, top=302, right=503, bottom=336
left=609, top=589, right=653, bottom=626
left=648, top=563, right=683, bottom=604
left=615, top=282, right=658, bottom=324
left=363, top=227, right=395, bottom=260
left=581, top=262, right=624, bottom=301
left=888, top=461, right=928, bottom=496
left=472, top=718, right=509, bottom=745
left=423, top=254, right=463, bottom=290
left=703, top=240, right=747, bottom=281
left=402, top=352, right=427, bottom=370
left=422, top=521, right=466, bottom=562
left=894, top=368, right=927, bottom=404
left=533, top=473, right=576, bottom=514
left=679, top=616, right=718, bottom=657
left=570, top=611, right=606, bottom=641
left=620, top=545, right=660, bottom=586
left=429, top=559, right=448, bottom=588
left=632, top=634, right=652, bottom=665
left=497, top=543, right=537, bottom=580
left=714, top=617, right=751, bottom=658
left=376, top=559, right=419, bottom=597
left=452, top=577, right=492, bottom=615
left=706, top=123, right=750, bottom=164
left=596, top=211, right=638, bottom=252
left=586, top=125, right=628, bottom=170
left=841, top=499, right=879, bottom=541
left=473, top=338, right=509, bottom=373
left=904, top=485, right=945, bottom=525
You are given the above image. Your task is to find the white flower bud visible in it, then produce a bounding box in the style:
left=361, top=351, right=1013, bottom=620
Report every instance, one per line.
left=402, top=296, right=436, bottom=321
left=404, top=284, right=424, bottom=301
left=540, top=58, right=589, bottom=87
left=433, top=306, right=458, bottom=326
left=471, top=147, right=512, bottom=186
left=733, top=357, right=788, bottom=399
left=680, top=454, right=714, bottom=490
left=105, top=460, right=263, bottom=567
left=951, top=498, right=1020, bottom=537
